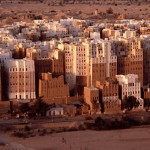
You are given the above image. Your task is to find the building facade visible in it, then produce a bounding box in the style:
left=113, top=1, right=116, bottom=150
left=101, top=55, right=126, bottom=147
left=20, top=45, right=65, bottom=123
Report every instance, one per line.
left=114, top=38, right=143, bottom=85
left=116, top=74, right=143, bottom=109
left=6, top=58, right=36, bottom=100
left=96, top=79, right=121, bottom=114
left=39, top=73, right=69, bottom=104
left=84, top=87, right=100, bottom=114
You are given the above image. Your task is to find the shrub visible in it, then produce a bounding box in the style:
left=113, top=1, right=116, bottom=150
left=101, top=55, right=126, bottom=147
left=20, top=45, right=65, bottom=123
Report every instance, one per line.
left=13, top=131, right=27, bottom=138
left=24, top=125, right=31, bottom=131
left=106, top=7, right=113, bottom=14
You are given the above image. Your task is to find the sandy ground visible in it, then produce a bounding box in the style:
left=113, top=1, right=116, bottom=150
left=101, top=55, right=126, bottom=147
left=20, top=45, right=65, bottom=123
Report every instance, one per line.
left=0, top=3, right=150, bottom=20
left=0, top=126, right=149, bottom=150
left=0, top=3, right=149, bottom=13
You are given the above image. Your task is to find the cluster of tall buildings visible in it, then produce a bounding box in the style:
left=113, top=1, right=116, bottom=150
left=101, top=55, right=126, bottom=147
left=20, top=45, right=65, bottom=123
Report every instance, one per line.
left=0, top=18, right=150, bottom=114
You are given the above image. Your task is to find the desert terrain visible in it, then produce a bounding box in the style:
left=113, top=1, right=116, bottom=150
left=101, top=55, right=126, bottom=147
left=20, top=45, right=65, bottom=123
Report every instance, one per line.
left=0, top=1, right=150, bottom=25
left=0, top=126, right=150, bottom=150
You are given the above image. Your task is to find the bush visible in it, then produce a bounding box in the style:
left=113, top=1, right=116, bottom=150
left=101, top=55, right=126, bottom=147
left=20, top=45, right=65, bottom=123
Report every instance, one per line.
left=4, top=126, right=15, bottom=132
left=95, top=117, right=103, bottom=126
left=24, top=125, right=31, bottom=131
left=122, top=116, right=140, bottom=126
left=106, top=7, right=113, bottom=14
left=0, top=142, right=5, bottom=146
left=93, top=116, right=139, bottom=130
left=13, top=131, right=27, bottom=138
left=85, top=116, right=93, bottom=120
left=67, top=127, right=78, bottom=132
left=39, top=129, right=47, bottom=136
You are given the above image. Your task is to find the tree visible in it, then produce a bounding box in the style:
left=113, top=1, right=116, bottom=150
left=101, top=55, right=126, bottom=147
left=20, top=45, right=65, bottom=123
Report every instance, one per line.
left=19, top=103, right=30, bottom=113
left=123, top=96, right=140, bottom=111
left=106, top=7, right=113, bottom=14
left=31, top=97, right=49, bottom=116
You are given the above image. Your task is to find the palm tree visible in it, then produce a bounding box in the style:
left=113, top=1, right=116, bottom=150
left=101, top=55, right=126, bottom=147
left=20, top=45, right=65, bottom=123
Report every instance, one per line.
left=31, top=97, right=49, bottom=116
